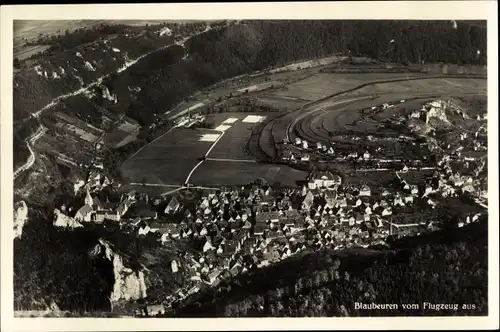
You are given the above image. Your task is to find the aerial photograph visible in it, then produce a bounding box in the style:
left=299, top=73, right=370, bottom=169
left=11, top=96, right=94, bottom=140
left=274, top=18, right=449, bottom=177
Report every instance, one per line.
left=12, top=19, right=488, bottom=318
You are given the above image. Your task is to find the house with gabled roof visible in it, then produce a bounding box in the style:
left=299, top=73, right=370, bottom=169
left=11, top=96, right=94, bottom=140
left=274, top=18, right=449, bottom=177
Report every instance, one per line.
left=243, top=220, right=252, bottom=230
left=301, top=191, right=314, bottom=211
left=75, top=204, right=93, bottom=222
left=203, top=238, right=215, bottom=253
left=359, top=185, right=371, bottom=197
left=381, top=207, right=392, bottom=216
left=93, top=209, right=120, bottom=222
left=165, top=196, right=180, bottom=214
left=308, top=170, right=342, bottom=189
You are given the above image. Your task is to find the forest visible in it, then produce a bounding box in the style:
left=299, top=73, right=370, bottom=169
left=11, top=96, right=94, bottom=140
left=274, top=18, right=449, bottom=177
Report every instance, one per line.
left=125, top=20, right=487, bottom=125
left=15, top=20, right=486, bottom=126
left=173, top=221, right=487, bottom=317
left=13, top=20, right=488, bottom=316
left=13, top=202, right=163, bottom=312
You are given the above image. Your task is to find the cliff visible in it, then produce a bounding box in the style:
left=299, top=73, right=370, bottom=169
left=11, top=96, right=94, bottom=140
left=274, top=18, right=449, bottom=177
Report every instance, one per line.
left=92, top=239, right=148, bottom=306
left=14, top=201, right=29, bottom=239
left=53, top=209, right=83, bottom=229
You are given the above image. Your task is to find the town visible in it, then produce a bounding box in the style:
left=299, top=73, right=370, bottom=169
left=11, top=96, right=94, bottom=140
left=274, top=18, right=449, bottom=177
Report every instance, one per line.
left=10, top=18, right=490, bottom=321
left=61, top=126, right=487, bottom=317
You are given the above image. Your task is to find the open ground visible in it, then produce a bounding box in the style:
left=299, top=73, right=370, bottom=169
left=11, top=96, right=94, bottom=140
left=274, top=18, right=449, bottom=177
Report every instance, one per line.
left=120, top=69, right=486, bottom=189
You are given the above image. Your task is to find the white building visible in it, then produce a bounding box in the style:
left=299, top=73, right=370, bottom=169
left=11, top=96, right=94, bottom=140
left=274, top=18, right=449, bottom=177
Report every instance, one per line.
left=359, top=185, right=371, bottom=197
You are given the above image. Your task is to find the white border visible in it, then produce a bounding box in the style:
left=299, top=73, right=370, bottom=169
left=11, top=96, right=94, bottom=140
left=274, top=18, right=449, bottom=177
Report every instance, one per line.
left=1, top=2, right=498, bottom=331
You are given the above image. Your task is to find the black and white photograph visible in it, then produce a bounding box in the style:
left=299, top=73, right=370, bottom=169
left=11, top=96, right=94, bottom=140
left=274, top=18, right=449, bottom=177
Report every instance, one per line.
left=1, top=2, right=498, bottom=331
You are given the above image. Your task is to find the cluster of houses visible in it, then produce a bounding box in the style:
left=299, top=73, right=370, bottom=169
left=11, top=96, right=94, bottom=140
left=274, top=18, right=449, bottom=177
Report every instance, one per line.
left=65, top=158, right=487, bottom=317
left=281, top=136, right=379, bottom=164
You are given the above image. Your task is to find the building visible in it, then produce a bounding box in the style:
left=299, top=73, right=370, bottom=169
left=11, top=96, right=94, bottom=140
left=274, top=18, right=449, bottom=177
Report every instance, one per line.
left=165, top=196, right=180, bottom=214
left=359, top=185, right=371, bottom=197
left=307, top=170, right=342, bottom=189
left=301, top=191, right=314, bottom=210
left=74, top=204, right=93, bottom=222
left=93, top=209, right=120, bottom=222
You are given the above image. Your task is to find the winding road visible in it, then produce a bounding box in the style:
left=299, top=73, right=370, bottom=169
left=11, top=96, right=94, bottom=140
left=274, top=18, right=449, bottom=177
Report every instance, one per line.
left=14, top=24, right=230, bottom=178
left=14, top=125, right=47, bottom=179
left=282, top=75, right=487, bottom=145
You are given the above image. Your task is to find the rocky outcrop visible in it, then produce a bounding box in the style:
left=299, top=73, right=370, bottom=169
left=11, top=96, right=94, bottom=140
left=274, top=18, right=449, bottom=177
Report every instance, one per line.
left=73, top=179, right=85, bottom=194
left=425, top=100, right=449, bottom=125
left=92, top=239, right=147, bottom=306
left=53, top=209, right=83, bottom=229
left=14, top=201, right=28, bottom=239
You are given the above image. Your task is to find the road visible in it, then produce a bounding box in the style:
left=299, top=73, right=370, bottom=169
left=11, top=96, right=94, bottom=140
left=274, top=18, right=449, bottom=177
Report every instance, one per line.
left=14, top=24, right=233, bottom=179
left=205, top=158, right=256, bottom=163
left=284, top=75, right=486, bottom=144
left=14, top=125, right=47, bottom=179
left=184, top=130, right=226, bottom=185
left=23, top=23, right=228, bottom=122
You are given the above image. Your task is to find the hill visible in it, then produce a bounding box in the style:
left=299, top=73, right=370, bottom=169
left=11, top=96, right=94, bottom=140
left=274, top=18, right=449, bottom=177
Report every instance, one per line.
left=173, top=221, right=487, bottom=317
left=13, top=20, right=487, bottom=208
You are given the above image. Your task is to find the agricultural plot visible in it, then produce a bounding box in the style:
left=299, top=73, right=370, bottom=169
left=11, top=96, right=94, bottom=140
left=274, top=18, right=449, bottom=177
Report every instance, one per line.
left=14, top=45, right=51, bottom=61
left=189, top=160, right=307, bottom=187
left=120, top=128, right=218, bottom=185
left=269, top=73, right=425, bottom=101
left=346, top=77, right=486, bottom=97
left=253, top=94, right=308, bottom=110
left=206, top=113, right=267, bottom=160
left=103, top=117, right=141, bottom=148
left=284, top=77, right=485, bottom=146
left=34, top=132, right=95, bottom=165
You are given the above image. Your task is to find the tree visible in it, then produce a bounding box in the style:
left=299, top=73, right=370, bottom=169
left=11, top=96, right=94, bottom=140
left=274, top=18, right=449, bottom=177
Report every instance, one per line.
left=13, top=58, right=21, bottom=69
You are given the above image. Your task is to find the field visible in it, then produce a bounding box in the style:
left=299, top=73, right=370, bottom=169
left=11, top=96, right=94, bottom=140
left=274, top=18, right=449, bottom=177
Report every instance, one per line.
left=120, top=128, right=217, bottom=185
left=269, top=73, right=426, bottom=101
left=13, top=20, right=176, bottom=46
left=269, top=76, right=486, bottom=145
left=189, top=160, right=307, bottom=187
left=204, top=113, right=267, bottom=160
left=103, top=117, right=141, bottom=148
left=14, top=45, right=51, bottom=61
left=253, top=94, right=308, bottom=111
left=346, top=77, right=486, bottom=97
left=119, top=71, right=486, bottom=189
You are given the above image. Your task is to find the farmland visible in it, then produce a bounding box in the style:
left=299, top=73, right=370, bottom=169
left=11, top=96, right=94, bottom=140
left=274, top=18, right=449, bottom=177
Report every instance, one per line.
left=269, top=72, right=426, bottom=101
left=189, top=160, right=307, bottom=187
left=203, top=113, right=267, bottom=160
left=120, top=128, right=218, bottom=185
left=117, top=67, right=486, bottom=191
left=268, top=76, right=486, bottom=145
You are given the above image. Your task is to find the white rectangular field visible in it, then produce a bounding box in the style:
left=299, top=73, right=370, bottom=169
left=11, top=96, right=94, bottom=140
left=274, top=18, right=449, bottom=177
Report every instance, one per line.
left=215, top=125, right=232, bottom=132
left=223, top=117, right=239, bottom=124
left=199, top=133, right=221, bottom=142
left=242, top=115, right=267, bottom=123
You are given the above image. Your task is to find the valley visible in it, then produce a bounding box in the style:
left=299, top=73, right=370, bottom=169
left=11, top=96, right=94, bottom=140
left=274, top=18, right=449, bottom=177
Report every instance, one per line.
left=11, top=19, right=489, bottom=319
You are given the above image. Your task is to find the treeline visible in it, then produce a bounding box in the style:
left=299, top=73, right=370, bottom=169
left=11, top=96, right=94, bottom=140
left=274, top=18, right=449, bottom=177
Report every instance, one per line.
left=27, top=24, right=132, bottom=58
left=16, top=20, right=486, bottom=124
left=14, top=210, right=114, bottom=312
left=173, top=221, right=487, bottom=317
left=13, top=205, right=156, bottom=312
left=243, top=20, right=487, bottom=67
left=124, top=20, right=486, bottom=126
